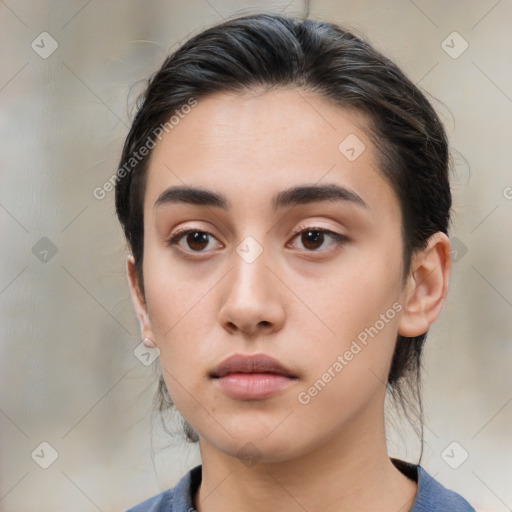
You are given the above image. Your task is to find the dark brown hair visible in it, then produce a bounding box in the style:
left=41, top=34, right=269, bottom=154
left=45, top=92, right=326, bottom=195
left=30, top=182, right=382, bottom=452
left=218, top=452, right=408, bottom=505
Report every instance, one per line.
left=115, top=13, right=451, bottom=458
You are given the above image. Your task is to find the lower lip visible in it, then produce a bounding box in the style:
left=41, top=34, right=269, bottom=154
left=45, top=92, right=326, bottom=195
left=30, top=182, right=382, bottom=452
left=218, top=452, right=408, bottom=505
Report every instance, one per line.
left=214, top=373, right=295, bottom=400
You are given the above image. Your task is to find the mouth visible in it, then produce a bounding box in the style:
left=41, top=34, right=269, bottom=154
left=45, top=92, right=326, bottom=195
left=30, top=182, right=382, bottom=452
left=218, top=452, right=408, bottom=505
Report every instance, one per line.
left=209, top=353, right=297, bottom=378
left=209, top=353, right=298, bottom=400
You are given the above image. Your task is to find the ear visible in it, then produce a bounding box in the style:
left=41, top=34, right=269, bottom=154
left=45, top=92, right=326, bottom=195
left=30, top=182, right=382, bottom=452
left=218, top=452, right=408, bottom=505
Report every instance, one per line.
left=126, top=255, right=157, bottom=347
left=398, top=232, right=452, bottom=337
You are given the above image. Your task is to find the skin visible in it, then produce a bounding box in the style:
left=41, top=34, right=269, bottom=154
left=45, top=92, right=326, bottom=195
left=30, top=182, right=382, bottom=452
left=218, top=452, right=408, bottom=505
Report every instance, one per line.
left=127, top=88, right=451, bottom=512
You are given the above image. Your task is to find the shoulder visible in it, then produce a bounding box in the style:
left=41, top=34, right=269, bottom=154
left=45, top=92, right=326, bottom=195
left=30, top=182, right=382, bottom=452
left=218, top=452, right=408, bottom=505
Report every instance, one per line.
left=411, top=464, right=476, bottom=511
left=123, top=465, right=202, bottom=512
left=124, top=489, right=174, bottom=512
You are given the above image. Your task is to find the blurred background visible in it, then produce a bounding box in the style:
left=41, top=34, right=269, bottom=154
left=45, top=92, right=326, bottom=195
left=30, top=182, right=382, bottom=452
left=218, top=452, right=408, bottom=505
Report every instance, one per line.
left=1, top=1, right=511, bottom=511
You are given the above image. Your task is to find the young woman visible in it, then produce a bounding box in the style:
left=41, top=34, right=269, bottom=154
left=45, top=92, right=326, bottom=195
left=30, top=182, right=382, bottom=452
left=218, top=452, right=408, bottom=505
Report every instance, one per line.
left=116, top=13, right=475, bottom=512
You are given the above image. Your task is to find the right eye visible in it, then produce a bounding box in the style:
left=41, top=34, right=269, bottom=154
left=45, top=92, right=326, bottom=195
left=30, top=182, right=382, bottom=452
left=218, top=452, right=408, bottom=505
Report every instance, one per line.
left=166, top=229, right=223, bottom=255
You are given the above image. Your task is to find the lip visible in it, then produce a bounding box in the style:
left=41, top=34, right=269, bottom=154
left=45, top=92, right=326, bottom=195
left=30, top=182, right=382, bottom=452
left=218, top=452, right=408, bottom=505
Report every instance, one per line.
left=209, top=353, right=298, bottom=400
left=209, top=353, right=296, bottom=378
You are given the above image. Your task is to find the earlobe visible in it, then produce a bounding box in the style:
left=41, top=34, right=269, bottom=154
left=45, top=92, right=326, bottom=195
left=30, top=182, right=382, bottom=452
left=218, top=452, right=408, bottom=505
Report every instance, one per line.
left=397, top=232, right=451, bottom=338
left=126, top=255, right=156, bottom=345
left=143, top=337, right=157, bottom=348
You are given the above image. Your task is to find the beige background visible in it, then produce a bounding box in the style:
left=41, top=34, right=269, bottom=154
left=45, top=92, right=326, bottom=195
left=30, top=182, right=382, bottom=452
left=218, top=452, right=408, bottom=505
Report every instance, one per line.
left=1, top=1, right=511, bottom=511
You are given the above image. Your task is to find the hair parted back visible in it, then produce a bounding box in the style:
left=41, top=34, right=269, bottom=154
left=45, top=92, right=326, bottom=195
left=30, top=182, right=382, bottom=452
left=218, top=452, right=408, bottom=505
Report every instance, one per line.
left=115, top=13, right=451, bottom=457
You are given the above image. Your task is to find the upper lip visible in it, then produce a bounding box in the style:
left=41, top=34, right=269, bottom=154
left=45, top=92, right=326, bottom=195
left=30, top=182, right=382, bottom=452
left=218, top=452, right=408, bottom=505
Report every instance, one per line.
left=209, top=353, right=297, bottom=378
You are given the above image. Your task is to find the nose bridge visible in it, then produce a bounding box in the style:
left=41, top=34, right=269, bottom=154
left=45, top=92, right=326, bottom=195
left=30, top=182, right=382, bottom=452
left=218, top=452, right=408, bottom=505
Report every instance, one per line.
left=218, top=231, right=285, bottom=334
left=231, top=233, right=272, bottom=300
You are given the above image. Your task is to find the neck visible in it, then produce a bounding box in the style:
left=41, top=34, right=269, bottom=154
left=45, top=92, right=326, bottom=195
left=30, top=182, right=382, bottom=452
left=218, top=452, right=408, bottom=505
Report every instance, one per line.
left=194, top=400, right=417, bottom=512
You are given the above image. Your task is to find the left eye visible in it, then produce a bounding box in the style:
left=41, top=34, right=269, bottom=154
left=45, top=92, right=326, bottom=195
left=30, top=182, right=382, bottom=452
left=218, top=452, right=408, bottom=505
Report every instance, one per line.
left=289, top=228, right=348, bottom=251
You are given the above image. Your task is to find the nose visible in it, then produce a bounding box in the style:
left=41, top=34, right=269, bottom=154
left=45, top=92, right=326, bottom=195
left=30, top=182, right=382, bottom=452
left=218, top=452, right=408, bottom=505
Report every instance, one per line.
left=218, top=242, right=286, bottom=337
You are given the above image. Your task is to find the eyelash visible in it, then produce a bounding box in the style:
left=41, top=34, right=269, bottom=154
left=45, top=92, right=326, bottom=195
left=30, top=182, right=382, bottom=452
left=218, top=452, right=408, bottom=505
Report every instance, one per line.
left=166, top=226, right=348, bottom=256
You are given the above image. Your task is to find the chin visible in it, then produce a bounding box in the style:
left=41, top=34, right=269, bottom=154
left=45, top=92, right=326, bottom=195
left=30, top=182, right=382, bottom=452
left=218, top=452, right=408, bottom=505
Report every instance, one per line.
left=198, top=422, right=307, bottom=465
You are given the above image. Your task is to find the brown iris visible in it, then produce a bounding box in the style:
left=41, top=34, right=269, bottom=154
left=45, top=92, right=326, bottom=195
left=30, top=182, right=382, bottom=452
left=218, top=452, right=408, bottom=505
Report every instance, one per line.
left=185, top=231, right=209, bottom=251
left=301, top=230, right=324, bottom=250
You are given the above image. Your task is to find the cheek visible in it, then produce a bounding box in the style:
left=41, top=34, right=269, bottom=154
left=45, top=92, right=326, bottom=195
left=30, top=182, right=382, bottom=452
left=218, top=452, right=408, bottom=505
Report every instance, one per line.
left=290, top=248, right=403, bottom=389
left=295, top=246, right=402, bottom=342
left=142, top=255, right=220, bottom=395
left=142, top=243, right=216, bottom=337
left=293, top=298, right=400, bottom=430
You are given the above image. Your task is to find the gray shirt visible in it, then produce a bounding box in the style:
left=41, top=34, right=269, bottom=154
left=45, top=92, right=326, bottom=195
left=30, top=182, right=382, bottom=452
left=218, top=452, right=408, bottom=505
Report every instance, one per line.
left=125, top=459, right=476, bottom=511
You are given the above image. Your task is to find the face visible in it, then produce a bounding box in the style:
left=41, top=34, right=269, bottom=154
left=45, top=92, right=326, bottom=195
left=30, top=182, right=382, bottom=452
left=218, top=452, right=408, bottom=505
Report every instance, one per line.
left=130, top=88, right=418, bottom=463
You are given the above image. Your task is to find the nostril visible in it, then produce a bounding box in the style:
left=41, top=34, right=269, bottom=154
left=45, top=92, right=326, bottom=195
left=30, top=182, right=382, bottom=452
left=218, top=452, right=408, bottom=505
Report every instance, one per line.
left=226, top=321, right=237, bottom=333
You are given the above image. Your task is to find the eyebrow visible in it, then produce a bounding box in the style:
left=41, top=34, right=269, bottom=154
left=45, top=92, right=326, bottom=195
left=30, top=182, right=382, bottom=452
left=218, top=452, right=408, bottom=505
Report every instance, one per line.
left=154, top=183, right=368, bottom=211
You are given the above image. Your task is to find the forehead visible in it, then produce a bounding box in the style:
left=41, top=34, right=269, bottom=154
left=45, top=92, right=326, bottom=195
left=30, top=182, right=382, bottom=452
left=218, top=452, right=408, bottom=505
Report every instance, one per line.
left=150, top=88, right=370, bottom=162
left=144, top=88, right=398, bottom=218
